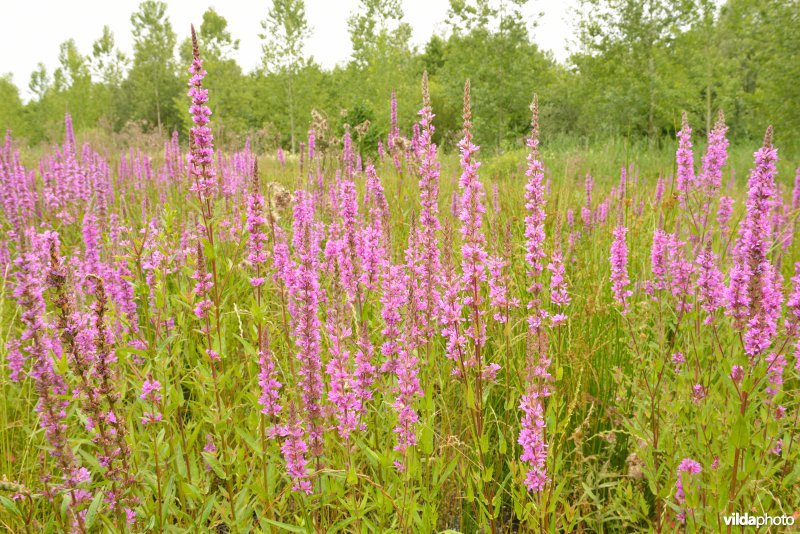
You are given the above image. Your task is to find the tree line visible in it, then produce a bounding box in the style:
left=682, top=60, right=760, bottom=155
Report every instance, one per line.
left=1, top=0, right=797, bottom=153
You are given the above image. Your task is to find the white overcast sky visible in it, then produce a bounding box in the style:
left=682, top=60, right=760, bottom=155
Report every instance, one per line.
left=1, top=0, right=579, bottom=100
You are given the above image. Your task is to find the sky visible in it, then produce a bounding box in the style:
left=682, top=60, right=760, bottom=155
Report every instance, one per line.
left=1, top=0, right=580, bottom=101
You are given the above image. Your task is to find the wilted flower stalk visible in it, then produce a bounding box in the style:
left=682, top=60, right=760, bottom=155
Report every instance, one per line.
left=15, top=232, right=89, bottom=531
left=88, top=275, right=137, bottom=525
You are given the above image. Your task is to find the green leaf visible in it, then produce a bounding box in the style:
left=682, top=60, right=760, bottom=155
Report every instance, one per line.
left=236, top=427, right=262, bottom=453
left=0, top=495, right=21, bottom=519
left=199, top=495, right=217, bottom=525
left=466, top=383, right=476, bottom=409
left=421, top=424, right=434, bottom=455
left=84, top=491, right=105, bottom=530
left=202, top=452, right=227, bottom=480
left=731, top=415, right=749, bottom=448
left=347, top=463, right=358, bottom=486
left=483, top=464, right=494, bottom=482
left=264, top=519, right=308, bottom=533
left=465, top=481, right=474, bottom=503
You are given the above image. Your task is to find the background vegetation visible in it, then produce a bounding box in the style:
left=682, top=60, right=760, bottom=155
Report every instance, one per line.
left=1, top=0, right=799, bottom=154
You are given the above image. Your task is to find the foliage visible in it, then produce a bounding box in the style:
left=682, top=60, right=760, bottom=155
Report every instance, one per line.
left=0, top=30, right=799, bottom=531
left=0, top=0, right=798, bottom=154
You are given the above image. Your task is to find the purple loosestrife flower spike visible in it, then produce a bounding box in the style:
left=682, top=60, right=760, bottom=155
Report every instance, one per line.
left=288, top=191, right=325, bottom=455
left=379, top=264, right=407, bottom=374
left=325, top=278, right=360, bottom=440
left=187, top=26, right=216, bottom=205
left=654, top=174, right=665, bottom=204
left=393, top=334, right=423, bottom=460
left=519, top=330, right=552, bottom=492
left=649, top=226, right=669, bottom=295
left=792, top=166, right=800, bottom=212
left=675, top=113, right=694, bottom=208
left=727, top=127, right=782, bottom=356
left=192, top=242, right=213, bottom=321
left=13, top=233, right=91, bottom=527
left=352, top=328, right=375, bottom=421
left=415, top=71, right=442, bottom=338
left=487, top=228, right=520, bottom=324
left=392, top=227, right=424, bottom=466
left=699, top=111, right=729, bottom=197
left=667, top=233, right=695, bottom=312
left=276, top=405, right=312, bottom=494
left=335, top=174, right=361, bottom=301
left=140, top=378, right=163, bottom=425
left=764, top=352, right=786, bottom=398
left=547, top=227, right=570, bottom=325
left=272, top=226, right=294, bottom=290
left=675, top=458, right=702, bottom=523
left=308, top=129, right=316, bottom=161
left=457, top=80, right=490, bottom=360
left=246, top=160, right=269, bottom=287
left=523, top=95, right=548, bottom=330
left=786, top=263, right=800, bottom=342
left=696, top=242, right=725, bottom=323
left=519, top=392, right=547, bottom=491
left=717, top=196, right=733, bottom=238
left=438, top=223, right=467, bottom=373
left=360, top=164, right=388, bottom=290
left=257, top=330, right=282, bottom=417
left=610, top=216, right=632, bottom=313
left=582, top=174, right=594, bottom=229
left=519, top=97, right=555, bottom=493
left=87, top=274, right=136, bottom=519
left=82, top=212, right=103, bottom=283
left=389, top=90, right=402, bottom=174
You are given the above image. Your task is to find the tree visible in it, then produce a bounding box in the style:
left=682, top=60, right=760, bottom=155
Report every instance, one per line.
left=126, top=0, right=181, bottom=132
left=347, top=0, right=410, bottom=66
left=0, top=75, right=26, bottom=137
left=435, top=0, right=555, bottom=150
left=92, top=26, right=128, bottom=87
left=90, top=27, right=129, bottom=129
left=341, top=0, right=417, bottom=151
left=715, top=0, right=800, bottom=142
left=49, top=40, right=101, bottom=134
left=28, top=63, right=51, bottom=102
left=573, top=0, right=698, bottom=138
left=447, top=0, right=532, bottom=33
left=260, top=0, right=310, bottom=152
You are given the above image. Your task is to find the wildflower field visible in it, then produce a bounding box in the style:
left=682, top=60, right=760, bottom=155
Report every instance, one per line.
left=2, top=29, right=800, bottom=533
